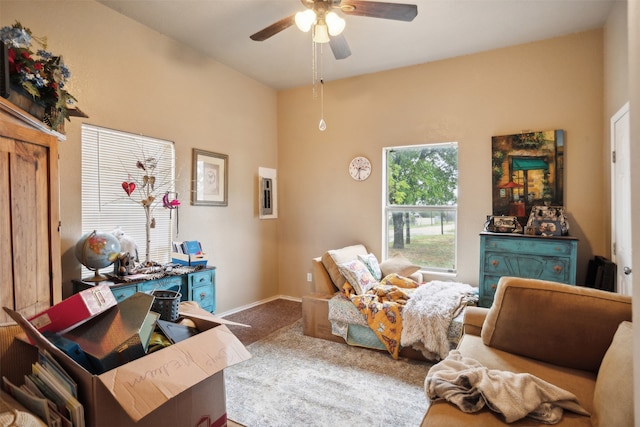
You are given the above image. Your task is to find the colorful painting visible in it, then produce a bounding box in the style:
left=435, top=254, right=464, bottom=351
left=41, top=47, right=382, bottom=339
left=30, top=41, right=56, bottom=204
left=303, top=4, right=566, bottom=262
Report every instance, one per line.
left=491, top=130, right=564, bottom=222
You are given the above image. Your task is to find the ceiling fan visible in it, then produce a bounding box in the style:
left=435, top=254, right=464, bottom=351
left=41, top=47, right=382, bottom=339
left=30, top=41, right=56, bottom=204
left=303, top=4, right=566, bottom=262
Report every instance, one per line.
left=250, top=0, right=418, bottom=60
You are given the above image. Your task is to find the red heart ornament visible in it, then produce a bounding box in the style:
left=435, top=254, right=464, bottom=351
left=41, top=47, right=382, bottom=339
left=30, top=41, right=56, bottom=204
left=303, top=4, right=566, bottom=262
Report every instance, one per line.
left=122, top=181, right=136, bottom=196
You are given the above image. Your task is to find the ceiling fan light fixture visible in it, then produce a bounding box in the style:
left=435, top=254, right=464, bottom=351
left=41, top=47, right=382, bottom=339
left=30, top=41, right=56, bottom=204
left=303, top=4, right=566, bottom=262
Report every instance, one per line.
left=312, top=22, right=330, bottom=43
left=295, top=9, right=316, bottom=32
left=326, top=11, right=345, bottom=36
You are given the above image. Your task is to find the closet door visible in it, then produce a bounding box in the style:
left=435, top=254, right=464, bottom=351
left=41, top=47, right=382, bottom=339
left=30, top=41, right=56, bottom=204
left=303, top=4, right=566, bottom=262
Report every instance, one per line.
left=0, top=106, right=61, bottom=323
left=611, top=102, right=632, bottom=296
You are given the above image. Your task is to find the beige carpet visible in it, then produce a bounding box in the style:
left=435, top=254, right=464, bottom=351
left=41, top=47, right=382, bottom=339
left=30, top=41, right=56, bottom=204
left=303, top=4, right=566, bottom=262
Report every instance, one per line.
left=225, top=319, right=432, bottom=426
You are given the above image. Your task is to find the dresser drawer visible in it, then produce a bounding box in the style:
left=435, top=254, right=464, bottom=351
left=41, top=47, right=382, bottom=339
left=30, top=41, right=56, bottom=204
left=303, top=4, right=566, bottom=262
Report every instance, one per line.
left=189, top=270, right=214, bottom=288
left=138, top=276, right=183, bottom=294
left=537, top=258, right=573, bottom=283
left=191, top=284, right=215, bottom=311
left=483, top=254, right=512, bottom=275
left=484, top=255, right=572, bottom=284
left=484, top=236, right=575, bottom=257
left=480, top=275, right=501, bottom=304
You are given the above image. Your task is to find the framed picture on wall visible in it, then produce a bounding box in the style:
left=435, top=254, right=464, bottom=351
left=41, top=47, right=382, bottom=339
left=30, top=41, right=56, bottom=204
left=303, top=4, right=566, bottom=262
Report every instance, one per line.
left=491, top=130, right=565, bottom=224
left=191, top=149, right=228, bottom=206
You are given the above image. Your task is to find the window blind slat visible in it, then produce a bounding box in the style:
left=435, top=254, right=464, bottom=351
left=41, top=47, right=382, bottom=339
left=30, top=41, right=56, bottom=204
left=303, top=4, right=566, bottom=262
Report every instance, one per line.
left=80, top=124, right=175, bottom=275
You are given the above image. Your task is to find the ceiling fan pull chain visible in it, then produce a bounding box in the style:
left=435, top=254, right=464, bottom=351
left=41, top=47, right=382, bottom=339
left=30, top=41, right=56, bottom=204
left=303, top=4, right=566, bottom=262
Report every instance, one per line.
left=312, top=39, right=318, bottom=98
left=317, top=41, right=327, bottom=131
left=319, top=79, right=326, bottom=131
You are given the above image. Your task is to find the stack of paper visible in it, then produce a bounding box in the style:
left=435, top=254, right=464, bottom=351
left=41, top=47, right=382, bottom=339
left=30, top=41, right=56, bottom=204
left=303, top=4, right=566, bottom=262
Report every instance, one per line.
left=2, top=350, right=85, bottom=427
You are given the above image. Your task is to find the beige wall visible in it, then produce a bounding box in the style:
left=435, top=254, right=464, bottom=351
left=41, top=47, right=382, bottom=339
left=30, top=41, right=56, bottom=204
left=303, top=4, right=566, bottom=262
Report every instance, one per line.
left=603, top=1, right=629, bottom=250
left=0, top=1, right=280, bottom=313
left=1, top=2, right=610, bottom=307
left=277, top=30, right=606, bottom=298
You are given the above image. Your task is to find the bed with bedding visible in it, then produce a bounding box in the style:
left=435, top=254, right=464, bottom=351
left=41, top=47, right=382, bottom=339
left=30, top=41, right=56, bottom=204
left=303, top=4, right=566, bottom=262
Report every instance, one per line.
left=304, top=244, right=478, bottom=361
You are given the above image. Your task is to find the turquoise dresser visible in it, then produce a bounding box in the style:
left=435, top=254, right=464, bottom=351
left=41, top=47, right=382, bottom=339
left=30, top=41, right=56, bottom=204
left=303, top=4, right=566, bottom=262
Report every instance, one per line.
left=72, top=267, right=216, bottom=313
left=479, top=233, right=578, bottom=307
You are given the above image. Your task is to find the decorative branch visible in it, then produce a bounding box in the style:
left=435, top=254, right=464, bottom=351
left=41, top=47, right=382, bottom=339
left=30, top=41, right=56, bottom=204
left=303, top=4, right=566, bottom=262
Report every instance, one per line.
left=121, top=150, right=179, bottom=264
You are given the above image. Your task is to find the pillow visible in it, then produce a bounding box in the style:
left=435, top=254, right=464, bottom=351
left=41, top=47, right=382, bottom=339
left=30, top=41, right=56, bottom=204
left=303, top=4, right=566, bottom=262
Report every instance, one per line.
left=337, top=259, right=379, bottom=294
left=358, top=253, right=382, bottom=280
left=321, top=244, right=369, bottom=291
left=591, top=321, right=633, bottom=427
left=379, top=254, right=421, bottom=278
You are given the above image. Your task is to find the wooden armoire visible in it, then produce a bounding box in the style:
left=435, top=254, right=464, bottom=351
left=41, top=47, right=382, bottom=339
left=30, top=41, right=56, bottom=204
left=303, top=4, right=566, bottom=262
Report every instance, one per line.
left=0, top=96, right=62, bottom=323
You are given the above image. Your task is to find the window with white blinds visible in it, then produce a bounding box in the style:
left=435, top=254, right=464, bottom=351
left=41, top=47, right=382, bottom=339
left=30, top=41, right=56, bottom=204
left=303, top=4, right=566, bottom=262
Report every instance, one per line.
left=80, top=124, right=175, bottom=271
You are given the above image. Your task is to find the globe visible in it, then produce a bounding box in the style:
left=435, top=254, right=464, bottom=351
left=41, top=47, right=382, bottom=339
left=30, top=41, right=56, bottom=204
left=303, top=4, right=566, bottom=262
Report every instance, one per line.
left=75, top=230, right=121, bottom=282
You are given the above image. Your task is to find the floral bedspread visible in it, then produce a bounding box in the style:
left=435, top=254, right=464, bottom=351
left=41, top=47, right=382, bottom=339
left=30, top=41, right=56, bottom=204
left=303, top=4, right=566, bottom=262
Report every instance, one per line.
left=342, top=274, right=420, bottom=359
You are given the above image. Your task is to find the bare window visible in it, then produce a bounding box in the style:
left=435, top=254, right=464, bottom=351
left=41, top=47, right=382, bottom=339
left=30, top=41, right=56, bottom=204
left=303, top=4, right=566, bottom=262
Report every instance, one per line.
left=383, top=143, right=458, bottom=273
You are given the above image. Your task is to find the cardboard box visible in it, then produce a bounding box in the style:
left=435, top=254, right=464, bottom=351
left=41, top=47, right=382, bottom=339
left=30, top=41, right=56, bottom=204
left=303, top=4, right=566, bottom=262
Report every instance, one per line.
left=5, top=303, right=251, bottom=427
left=301, top=294, right=344, bottom=344
left=62, top=293, right=158, bottom=374
left=171, top=252, right=208, bottom=266
left=28, top=283, right=117, bottom=334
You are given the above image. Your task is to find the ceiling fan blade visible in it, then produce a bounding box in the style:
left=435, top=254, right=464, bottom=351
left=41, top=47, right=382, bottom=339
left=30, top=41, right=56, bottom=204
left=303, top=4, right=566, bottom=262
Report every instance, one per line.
left=329, top=34, right=351, bottom=60
left=339, top=1, right=418, bottom=22
left=250, top=14, right=296, bottom=41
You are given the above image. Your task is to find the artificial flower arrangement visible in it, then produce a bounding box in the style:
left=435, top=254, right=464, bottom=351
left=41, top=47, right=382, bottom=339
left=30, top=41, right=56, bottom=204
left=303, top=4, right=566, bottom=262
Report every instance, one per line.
left=0, top=21, right=78, bottom=130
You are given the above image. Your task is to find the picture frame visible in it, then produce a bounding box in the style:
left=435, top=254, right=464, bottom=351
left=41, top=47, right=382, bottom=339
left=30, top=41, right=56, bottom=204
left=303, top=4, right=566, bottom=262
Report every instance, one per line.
left=191, top=149, right=228, bottom=206
left=491, top=130, right=565, bottom=224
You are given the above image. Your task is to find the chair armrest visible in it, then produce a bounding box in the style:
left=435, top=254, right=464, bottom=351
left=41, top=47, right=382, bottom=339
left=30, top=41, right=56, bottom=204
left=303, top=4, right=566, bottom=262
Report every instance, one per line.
left=463, top=306, right=489, bottom=336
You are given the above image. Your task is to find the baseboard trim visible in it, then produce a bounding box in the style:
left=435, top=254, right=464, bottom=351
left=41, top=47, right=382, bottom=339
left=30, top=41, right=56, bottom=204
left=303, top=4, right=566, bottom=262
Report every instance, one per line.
left=217, top=295, right=301, bottom=317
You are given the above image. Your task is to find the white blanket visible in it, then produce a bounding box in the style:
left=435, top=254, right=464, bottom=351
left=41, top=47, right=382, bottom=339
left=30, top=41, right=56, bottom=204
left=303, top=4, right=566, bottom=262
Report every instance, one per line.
left=400, top=281, right=475, bottom=360
left=425, top=351, right=590, bottom=424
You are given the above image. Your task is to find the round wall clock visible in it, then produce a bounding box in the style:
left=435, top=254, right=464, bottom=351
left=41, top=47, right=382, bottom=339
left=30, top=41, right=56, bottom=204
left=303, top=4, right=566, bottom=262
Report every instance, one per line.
left=349, top=156, right=372, bottom=181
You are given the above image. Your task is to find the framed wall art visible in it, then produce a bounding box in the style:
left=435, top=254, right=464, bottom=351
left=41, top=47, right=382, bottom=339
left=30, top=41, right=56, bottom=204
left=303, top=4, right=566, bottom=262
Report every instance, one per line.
left=191, top=149, right=228, bottom=206
left=491, top=129, right=564, bottom=223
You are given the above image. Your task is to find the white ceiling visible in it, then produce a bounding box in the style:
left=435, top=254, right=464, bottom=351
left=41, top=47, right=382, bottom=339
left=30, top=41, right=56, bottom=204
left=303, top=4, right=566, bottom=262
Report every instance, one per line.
left=97, top=0, right=617, bottom=90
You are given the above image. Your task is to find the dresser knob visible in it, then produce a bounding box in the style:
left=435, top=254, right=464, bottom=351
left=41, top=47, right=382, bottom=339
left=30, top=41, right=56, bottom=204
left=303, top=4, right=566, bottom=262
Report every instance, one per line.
left=200, top=292, right=206, bottom=300
left=491, top=260, right=499, bottom=267
left=490, top=284, right=497, bottom=290
left=553, top=265, right=563, bottom=273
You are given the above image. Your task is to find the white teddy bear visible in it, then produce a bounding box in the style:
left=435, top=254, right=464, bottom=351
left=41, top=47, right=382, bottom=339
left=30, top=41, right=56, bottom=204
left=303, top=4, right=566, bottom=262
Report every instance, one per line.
left=111, top=226, right=139, bottom=261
